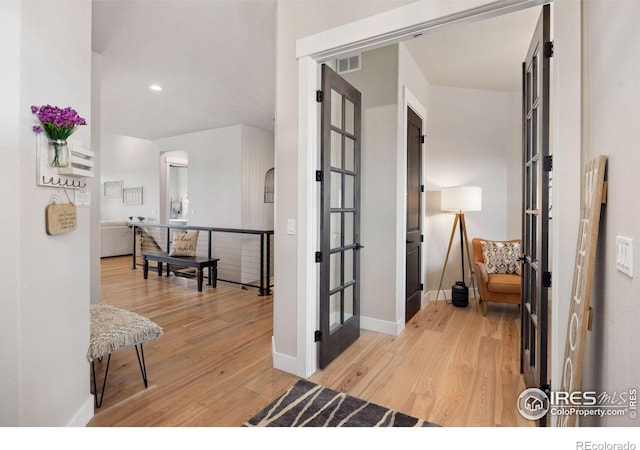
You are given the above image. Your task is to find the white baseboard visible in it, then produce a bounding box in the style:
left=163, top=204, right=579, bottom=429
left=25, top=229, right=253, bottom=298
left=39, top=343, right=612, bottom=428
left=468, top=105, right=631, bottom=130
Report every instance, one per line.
left=68, top=395, right=94, bottom=427
left=425, top=289, right=479, bottom=304
left=360, top=315, right=402, bottom=336
left=271, top=336, right=304, bottom=377
left=425, top=289, right=452, bottom=302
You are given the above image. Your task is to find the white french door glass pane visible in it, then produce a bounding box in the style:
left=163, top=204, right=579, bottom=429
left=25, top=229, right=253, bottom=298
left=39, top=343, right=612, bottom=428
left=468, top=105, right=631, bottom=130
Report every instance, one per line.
left=532, top=160, right=538, bottom=210
left=344, top=285, right=354, bottom=321
left=329, top=292, right=341, bottom=332
left=330, top=213, right=342, bottom=249
left=533, top=54, right=538, bottom=101
left=344, top=137, right=354, bottom=172
left=526, top=116, right=532, bottom=161
left=330, top=171, right=342, bottom=208
left=531, top=217, right=538, bottom=262
left=344, top=212, right=354, bottom=246
left=331, top=89, right=342, bottom=129
left=330, top=252, right=341, bottom=291
left=345, top=99, right=354, bottom=134
left=331, top=131, right=342, bottom=169
left=344, top=249, right=354, bottom=284
left=344, top=174, right=354, bottom=209
left=532, top=110, right=538, bottom=157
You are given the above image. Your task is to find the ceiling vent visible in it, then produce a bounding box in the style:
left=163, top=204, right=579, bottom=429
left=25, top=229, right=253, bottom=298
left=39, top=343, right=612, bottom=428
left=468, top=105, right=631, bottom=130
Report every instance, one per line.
left=336, top=55, right=361, bottom=74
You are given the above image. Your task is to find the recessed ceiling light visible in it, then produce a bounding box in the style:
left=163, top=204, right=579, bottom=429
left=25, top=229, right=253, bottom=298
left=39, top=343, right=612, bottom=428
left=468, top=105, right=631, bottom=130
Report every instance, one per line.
left=149, top=84, right=163, bottom=91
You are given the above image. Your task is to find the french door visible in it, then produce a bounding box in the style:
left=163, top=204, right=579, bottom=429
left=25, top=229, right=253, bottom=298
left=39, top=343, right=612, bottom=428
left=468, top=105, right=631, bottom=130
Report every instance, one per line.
left=317, top=64, right=362, bottom=369
left=521, top=3, right=551, bottom=420
left=406, top=106, right=423, bottom=323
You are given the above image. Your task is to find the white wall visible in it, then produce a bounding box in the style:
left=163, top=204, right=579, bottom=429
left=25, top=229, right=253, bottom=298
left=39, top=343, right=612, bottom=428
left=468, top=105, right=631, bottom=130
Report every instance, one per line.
left=0, top=0, right=93, bottom=426
left=241, top=125, right=275, bottom=230
left=424, top=85, right=512, bottom=292
left=580, top=0, right=640, bottom=426
left=342, top=45, right=399, bottom=328
left=155, top=124, right=273, bottom=230
left=506, top=90, right=522, bottom=239
left=90, top=52, right=102, bottom=304
left=0, top=0, right=22, bottom=426
left=156, top=125, right=243, bottom=228
left=100, top=133, right=160, bottom=222
left=398, top=44, right=430, bottom=110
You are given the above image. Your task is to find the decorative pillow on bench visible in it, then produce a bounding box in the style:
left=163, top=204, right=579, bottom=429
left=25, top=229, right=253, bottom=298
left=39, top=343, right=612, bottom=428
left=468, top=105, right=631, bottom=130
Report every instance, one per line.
left=481, top=240, right=521, bottom=275
left=169, top=230, right=199, bottom=257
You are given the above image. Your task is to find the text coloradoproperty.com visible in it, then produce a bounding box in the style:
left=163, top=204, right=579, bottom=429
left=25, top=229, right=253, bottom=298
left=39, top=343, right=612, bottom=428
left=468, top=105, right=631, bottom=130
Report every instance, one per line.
left=552, top=407, right=628, bottom=417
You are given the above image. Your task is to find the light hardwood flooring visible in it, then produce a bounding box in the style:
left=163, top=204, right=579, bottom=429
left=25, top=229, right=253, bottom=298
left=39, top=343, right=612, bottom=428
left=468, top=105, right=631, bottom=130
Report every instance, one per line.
left=88, top=256, right=532, bottom=427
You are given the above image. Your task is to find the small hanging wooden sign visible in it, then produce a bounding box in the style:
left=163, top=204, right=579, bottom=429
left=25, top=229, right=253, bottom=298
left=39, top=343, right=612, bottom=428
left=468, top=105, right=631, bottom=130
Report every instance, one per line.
left=45, top=190, right=77, bottom=235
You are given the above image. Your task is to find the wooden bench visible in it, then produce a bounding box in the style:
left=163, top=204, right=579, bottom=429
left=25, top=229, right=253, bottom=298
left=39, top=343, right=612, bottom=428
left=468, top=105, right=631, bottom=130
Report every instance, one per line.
left=142, top=251, right=219, bottom=291
left=88, top=304, right=163, bottom=408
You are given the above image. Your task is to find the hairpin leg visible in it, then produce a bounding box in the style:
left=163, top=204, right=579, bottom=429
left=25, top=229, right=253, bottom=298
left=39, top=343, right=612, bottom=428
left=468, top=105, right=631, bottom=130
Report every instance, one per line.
left=91, top=344, right=149, bottom=409
left=134, top=344, right=148, bottom=388
left=91, top=354, right=112, bottom=408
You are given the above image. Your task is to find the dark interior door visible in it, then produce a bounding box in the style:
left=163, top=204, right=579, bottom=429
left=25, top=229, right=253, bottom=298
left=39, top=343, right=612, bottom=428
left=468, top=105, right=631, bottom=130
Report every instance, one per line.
left=521, top=4, right=551, bottom=420
left=318, top=64, right=362, bottom=369
left=406, top=106, right=422, bottom=322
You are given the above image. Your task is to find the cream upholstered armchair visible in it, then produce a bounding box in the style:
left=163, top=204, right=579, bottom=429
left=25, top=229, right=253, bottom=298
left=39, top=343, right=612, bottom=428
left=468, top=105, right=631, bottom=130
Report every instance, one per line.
left=472, top=238, right=522, bottom=316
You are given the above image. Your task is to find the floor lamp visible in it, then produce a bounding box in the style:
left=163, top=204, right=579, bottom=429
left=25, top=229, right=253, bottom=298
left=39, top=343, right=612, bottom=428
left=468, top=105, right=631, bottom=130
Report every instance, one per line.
left=436, top=186, right=481, bottom=308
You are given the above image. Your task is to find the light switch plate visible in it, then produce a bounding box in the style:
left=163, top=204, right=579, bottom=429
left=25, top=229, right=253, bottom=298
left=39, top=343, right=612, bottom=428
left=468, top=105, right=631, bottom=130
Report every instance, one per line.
left=616, top=236, right=633, bottom=277
left=287, top=218, right=296, bottom=235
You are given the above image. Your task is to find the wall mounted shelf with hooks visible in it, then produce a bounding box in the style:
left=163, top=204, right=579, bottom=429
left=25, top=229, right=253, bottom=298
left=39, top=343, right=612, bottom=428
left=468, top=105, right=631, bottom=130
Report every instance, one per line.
left=36, top=136, right=93, bottom=189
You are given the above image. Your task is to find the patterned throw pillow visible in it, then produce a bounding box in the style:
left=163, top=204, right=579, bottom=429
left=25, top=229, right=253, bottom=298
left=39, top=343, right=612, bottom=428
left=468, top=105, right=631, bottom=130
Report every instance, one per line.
left=481, top=241, right=521, bottom=275
left=169, top=230, right=199, bottom=257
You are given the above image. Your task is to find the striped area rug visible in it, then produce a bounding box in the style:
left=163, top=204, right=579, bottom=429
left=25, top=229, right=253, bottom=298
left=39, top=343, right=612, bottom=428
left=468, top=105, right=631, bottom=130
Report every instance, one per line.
left=244, top=379, right=438, bottom=427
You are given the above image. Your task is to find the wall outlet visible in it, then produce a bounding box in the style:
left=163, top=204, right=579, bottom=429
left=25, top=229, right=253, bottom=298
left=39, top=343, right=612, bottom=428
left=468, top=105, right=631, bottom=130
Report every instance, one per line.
left=616, top=236, right=633, bottom=277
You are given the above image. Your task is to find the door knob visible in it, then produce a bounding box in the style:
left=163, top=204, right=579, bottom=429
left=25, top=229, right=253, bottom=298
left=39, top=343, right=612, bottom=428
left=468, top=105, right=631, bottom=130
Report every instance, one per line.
left=355, top=244, right=365, bottom=250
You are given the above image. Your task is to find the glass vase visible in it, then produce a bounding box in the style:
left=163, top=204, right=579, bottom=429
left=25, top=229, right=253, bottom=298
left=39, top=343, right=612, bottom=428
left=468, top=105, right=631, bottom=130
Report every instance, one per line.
left=48, top=139, right=70, bottom=168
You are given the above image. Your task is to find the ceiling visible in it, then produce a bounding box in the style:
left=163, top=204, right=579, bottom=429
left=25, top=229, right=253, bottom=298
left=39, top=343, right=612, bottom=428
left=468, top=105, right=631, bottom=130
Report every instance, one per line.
left=92, top=1, right=540, bottom=141
left=92, top=0, right=277, bottom=141
left=403, top=6, right=541, bottom=92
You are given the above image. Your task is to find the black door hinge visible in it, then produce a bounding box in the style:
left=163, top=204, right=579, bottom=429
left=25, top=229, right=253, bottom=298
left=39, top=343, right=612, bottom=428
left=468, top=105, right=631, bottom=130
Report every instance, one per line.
left=541, top=383, right=551, bottom=396
left=315, top=170, right=323, bottom=182
left=420, top=283, right=424, bottom=291
left=543, top=155, right=553, bottom=172
left=420, top=235, right=424, bottom=243
left=314, top=330, right=322, bottom=342
left=315, top=252, right=322, bottom=263
left=543, top=272, right=552, bottom=288
left=421, top=185, right=425, bottom=193
left=544, top=41, right=554, bottom=58
left=420, top=135, right=426, bottom=144
left=316, top=90, right=323, bottom=103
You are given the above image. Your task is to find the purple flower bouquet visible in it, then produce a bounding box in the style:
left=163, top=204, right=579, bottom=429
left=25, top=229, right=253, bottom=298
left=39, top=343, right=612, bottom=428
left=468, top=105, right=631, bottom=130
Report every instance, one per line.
left=31, top=104, right=87, bottom=167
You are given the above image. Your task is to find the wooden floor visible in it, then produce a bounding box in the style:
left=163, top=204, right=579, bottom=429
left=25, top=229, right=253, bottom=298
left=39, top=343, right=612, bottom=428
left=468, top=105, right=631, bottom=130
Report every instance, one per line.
left=88, top=256, right=532, bottom=427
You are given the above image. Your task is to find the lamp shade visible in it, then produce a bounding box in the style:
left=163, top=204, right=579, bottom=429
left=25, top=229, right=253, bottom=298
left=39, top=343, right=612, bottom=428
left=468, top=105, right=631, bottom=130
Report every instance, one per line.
left=441, top=186, right=482, bottom=212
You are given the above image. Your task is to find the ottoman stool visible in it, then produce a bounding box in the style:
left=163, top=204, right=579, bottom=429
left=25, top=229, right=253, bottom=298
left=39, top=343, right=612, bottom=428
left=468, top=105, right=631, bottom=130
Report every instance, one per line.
left=88, top=304, right=163, bottom=408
